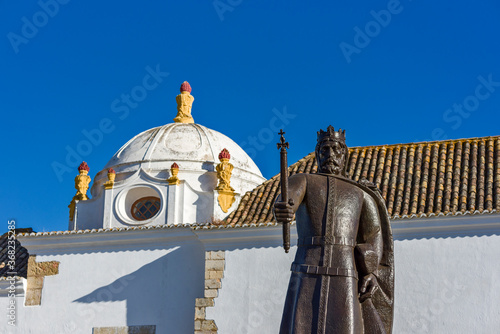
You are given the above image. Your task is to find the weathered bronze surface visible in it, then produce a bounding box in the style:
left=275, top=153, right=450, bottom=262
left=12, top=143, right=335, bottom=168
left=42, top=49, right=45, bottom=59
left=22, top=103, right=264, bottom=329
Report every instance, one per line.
left=277, top=129, right=294, bottom=253
left=274, top=126, right=394, bottom=334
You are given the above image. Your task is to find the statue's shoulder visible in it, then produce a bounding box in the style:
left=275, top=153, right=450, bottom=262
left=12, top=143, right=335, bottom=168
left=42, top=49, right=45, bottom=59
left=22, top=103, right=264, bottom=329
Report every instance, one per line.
left=335, top=176, right=365, bottom=196
left=357, top=178, right=377, bottom=189
left=288, top=173, right=306, bottom=181
left=331, top=176, right=382, bottom=200
left=289, top=172, right=319, bottom=181
left=293, top=172, right=335, bottom=184
left=357, top=178, right=383, bottom=197
left=354, top=179, right=387, bottom=211
left=289, top=173, right=325, bottom=189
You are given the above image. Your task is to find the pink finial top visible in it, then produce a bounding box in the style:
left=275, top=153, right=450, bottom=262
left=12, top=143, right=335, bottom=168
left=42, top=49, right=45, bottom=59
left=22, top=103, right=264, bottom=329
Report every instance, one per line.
left=219, top=148, right=230, bottom=160
left=78, top=162, right=90, bottom=172
left=108, top=168, right=115, bottom=174
left=171, top=162, right=179, bottom=169
left=180, top=81, right=192, bottom=93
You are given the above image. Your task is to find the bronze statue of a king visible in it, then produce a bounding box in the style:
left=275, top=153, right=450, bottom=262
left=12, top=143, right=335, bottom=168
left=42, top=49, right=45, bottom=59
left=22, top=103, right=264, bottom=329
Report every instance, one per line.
left=274, top=126, right=394, bottom=334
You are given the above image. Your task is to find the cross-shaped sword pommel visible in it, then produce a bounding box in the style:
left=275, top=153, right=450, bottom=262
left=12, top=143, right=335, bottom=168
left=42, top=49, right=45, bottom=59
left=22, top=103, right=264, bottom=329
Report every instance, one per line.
left=277, top=129, right=289, bottom=150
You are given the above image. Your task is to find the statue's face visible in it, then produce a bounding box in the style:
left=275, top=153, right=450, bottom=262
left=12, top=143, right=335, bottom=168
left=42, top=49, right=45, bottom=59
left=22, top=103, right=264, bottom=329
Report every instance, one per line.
left=317, top=139, right=346, bottom=175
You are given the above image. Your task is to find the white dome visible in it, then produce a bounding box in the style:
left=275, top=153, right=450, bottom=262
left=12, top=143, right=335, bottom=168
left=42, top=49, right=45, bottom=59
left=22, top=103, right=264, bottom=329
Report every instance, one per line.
left=91, top=123, right=265, bottom=194
left=76, top=83, right=266, bottom=229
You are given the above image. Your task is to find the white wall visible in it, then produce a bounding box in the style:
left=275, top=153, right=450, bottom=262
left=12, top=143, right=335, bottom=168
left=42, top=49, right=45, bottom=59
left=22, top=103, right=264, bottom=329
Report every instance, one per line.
left=393, top=235, right=500, bottom=333
left=207, top=246, right=294, bottom=334
left=1, top=228, right=205, bottom=334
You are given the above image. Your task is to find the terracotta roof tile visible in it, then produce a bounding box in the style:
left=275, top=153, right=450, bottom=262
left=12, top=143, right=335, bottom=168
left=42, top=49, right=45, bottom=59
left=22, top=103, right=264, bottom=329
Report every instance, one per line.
left=495, top=140, right=500, bottom=210
left=227, top=135, right=500, bottom=226
left=451, top=142, right=462, bottom=213
left=478, top=140, right=486, bottom=211
left=410, top=145, right=422, bottom=215
left=459, top=141, right=470, bottom=212
left=470, top=141, right=479, bottom=211
left=381, top=147, right=393, bottom=200
left=418, top=145, right=430, bottom=214
left=486, top=139, right=495, bottom=211
left=374, top=147, right=385, bottom=187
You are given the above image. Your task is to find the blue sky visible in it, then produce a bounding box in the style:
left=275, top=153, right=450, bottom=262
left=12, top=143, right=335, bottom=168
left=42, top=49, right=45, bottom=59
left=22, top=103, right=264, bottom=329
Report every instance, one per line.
left=1, top=0, right=499, bottom=233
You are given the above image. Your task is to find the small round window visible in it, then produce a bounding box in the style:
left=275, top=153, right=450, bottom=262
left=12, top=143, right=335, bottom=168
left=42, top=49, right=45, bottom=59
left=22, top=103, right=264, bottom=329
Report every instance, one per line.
left=131, top=197, right=161, bottom=221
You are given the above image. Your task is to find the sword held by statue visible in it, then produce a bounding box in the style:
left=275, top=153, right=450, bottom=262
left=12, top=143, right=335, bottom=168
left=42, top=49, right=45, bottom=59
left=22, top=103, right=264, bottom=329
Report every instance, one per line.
left=277, top=129, right=294, bottom=253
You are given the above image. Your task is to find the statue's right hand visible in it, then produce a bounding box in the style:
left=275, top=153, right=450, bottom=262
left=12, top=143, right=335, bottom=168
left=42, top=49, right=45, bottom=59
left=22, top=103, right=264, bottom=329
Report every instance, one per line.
left=274, top=201, right=294, bottom=223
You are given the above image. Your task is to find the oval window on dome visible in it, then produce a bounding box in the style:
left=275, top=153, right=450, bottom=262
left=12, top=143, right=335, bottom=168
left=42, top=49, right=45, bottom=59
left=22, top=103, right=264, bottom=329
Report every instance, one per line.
left=130, top=197, right=161, bottom=221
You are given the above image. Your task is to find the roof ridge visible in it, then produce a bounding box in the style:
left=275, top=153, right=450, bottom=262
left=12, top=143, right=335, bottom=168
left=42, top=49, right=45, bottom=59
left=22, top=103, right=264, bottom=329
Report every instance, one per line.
left=349, top=134, right=500, bottom=150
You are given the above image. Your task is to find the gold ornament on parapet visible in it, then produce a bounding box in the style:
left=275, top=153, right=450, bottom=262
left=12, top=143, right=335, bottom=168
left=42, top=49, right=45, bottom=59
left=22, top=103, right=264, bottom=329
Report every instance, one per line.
left=104, top=168, right=116, bottom=189
left=216, top=149, right=235, bottom=213
left=168, top=162, right=180, bottom=185
left=68, top=162, right=91, bottom=221
left=173, top=81, right=195, bottom=124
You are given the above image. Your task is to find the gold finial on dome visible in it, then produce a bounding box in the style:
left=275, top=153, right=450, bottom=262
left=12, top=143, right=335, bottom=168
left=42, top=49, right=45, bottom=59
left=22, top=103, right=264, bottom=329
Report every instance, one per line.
left=174, top=81, right=195, bottom=124
left=216, top=149, right=236, bottom=213
left=68, top=162, right=92, bottom=221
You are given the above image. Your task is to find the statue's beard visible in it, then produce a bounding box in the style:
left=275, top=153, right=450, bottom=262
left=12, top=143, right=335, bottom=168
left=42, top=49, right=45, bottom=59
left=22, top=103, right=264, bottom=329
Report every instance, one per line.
left=319, top=159, right=343, bottom=175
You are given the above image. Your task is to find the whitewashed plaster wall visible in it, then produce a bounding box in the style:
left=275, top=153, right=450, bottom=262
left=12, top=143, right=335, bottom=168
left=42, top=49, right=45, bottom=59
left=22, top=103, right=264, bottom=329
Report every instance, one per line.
left=3, top=228, right=205, bottom=334
left=393, top=234, right=500, bottom=333
left=202, top=214, right=500, bottom=334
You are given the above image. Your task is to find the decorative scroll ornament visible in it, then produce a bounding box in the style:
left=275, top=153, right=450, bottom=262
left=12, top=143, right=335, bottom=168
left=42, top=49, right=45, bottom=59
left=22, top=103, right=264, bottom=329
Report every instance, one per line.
left=216, top=149, right=235, bottom=213
left=68, top=162, right=92, bottom=221
left=104, top=168, right=116, bottom=190
left=173, top=81, right=195, bottom=124
left=167, top=162, right=180, bottom=185
left=217, top=192, right=235, bottom=214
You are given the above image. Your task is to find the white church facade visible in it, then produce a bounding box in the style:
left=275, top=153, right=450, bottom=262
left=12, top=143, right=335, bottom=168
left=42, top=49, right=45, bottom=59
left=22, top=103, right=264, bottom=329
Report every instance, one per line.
left=1, top=82, right=499, bottom=333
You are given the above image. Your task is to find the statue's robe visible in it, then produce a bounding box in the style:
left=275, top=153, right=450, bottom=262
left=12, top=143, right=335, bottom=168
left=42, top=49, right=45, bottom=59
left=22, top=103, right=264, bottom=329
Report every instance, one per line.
left=278, top=174, right=394, bottom=334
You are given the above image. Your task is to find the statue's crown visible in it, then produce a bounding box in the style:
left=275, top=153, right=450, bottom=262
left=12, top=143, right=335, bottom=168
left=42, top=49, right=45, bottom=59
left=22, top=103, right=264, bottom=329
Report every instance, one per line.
left=317, top=125, right=346, bottom=143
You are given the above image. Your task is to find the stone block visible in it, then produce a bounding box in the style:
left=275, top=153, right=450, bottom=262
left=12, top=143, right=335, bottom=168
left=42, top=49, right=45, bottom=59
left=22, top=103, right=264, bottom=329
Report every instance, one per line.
left=201, top=320, right=218, bottom=331
left=195, top=298, right=214, bottom=307
left=205, top=279, right=221, bottom=289
left=194, top=320, right=202, bottom=330
left=205, top=260, right=224, bottom=271
left=92, top=328, right=116, bottom=334
left=37, top=261, right=59, bottom=277
left=28, top=256, right=59, bottom=278
left=210, top=251, right=225, bottom=260
left=195, top=307, right=206, bottom=320
left=209, top=271, right=224, bottom=279
left=204, top=289, right=218, bottom=298
left=27, top=256, right=37, bottom=277
left=27, top=277, right=44, bottom=289
left=25, top=288, right=42, bottom=306
left=93, top=326, right=156, bottom=334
